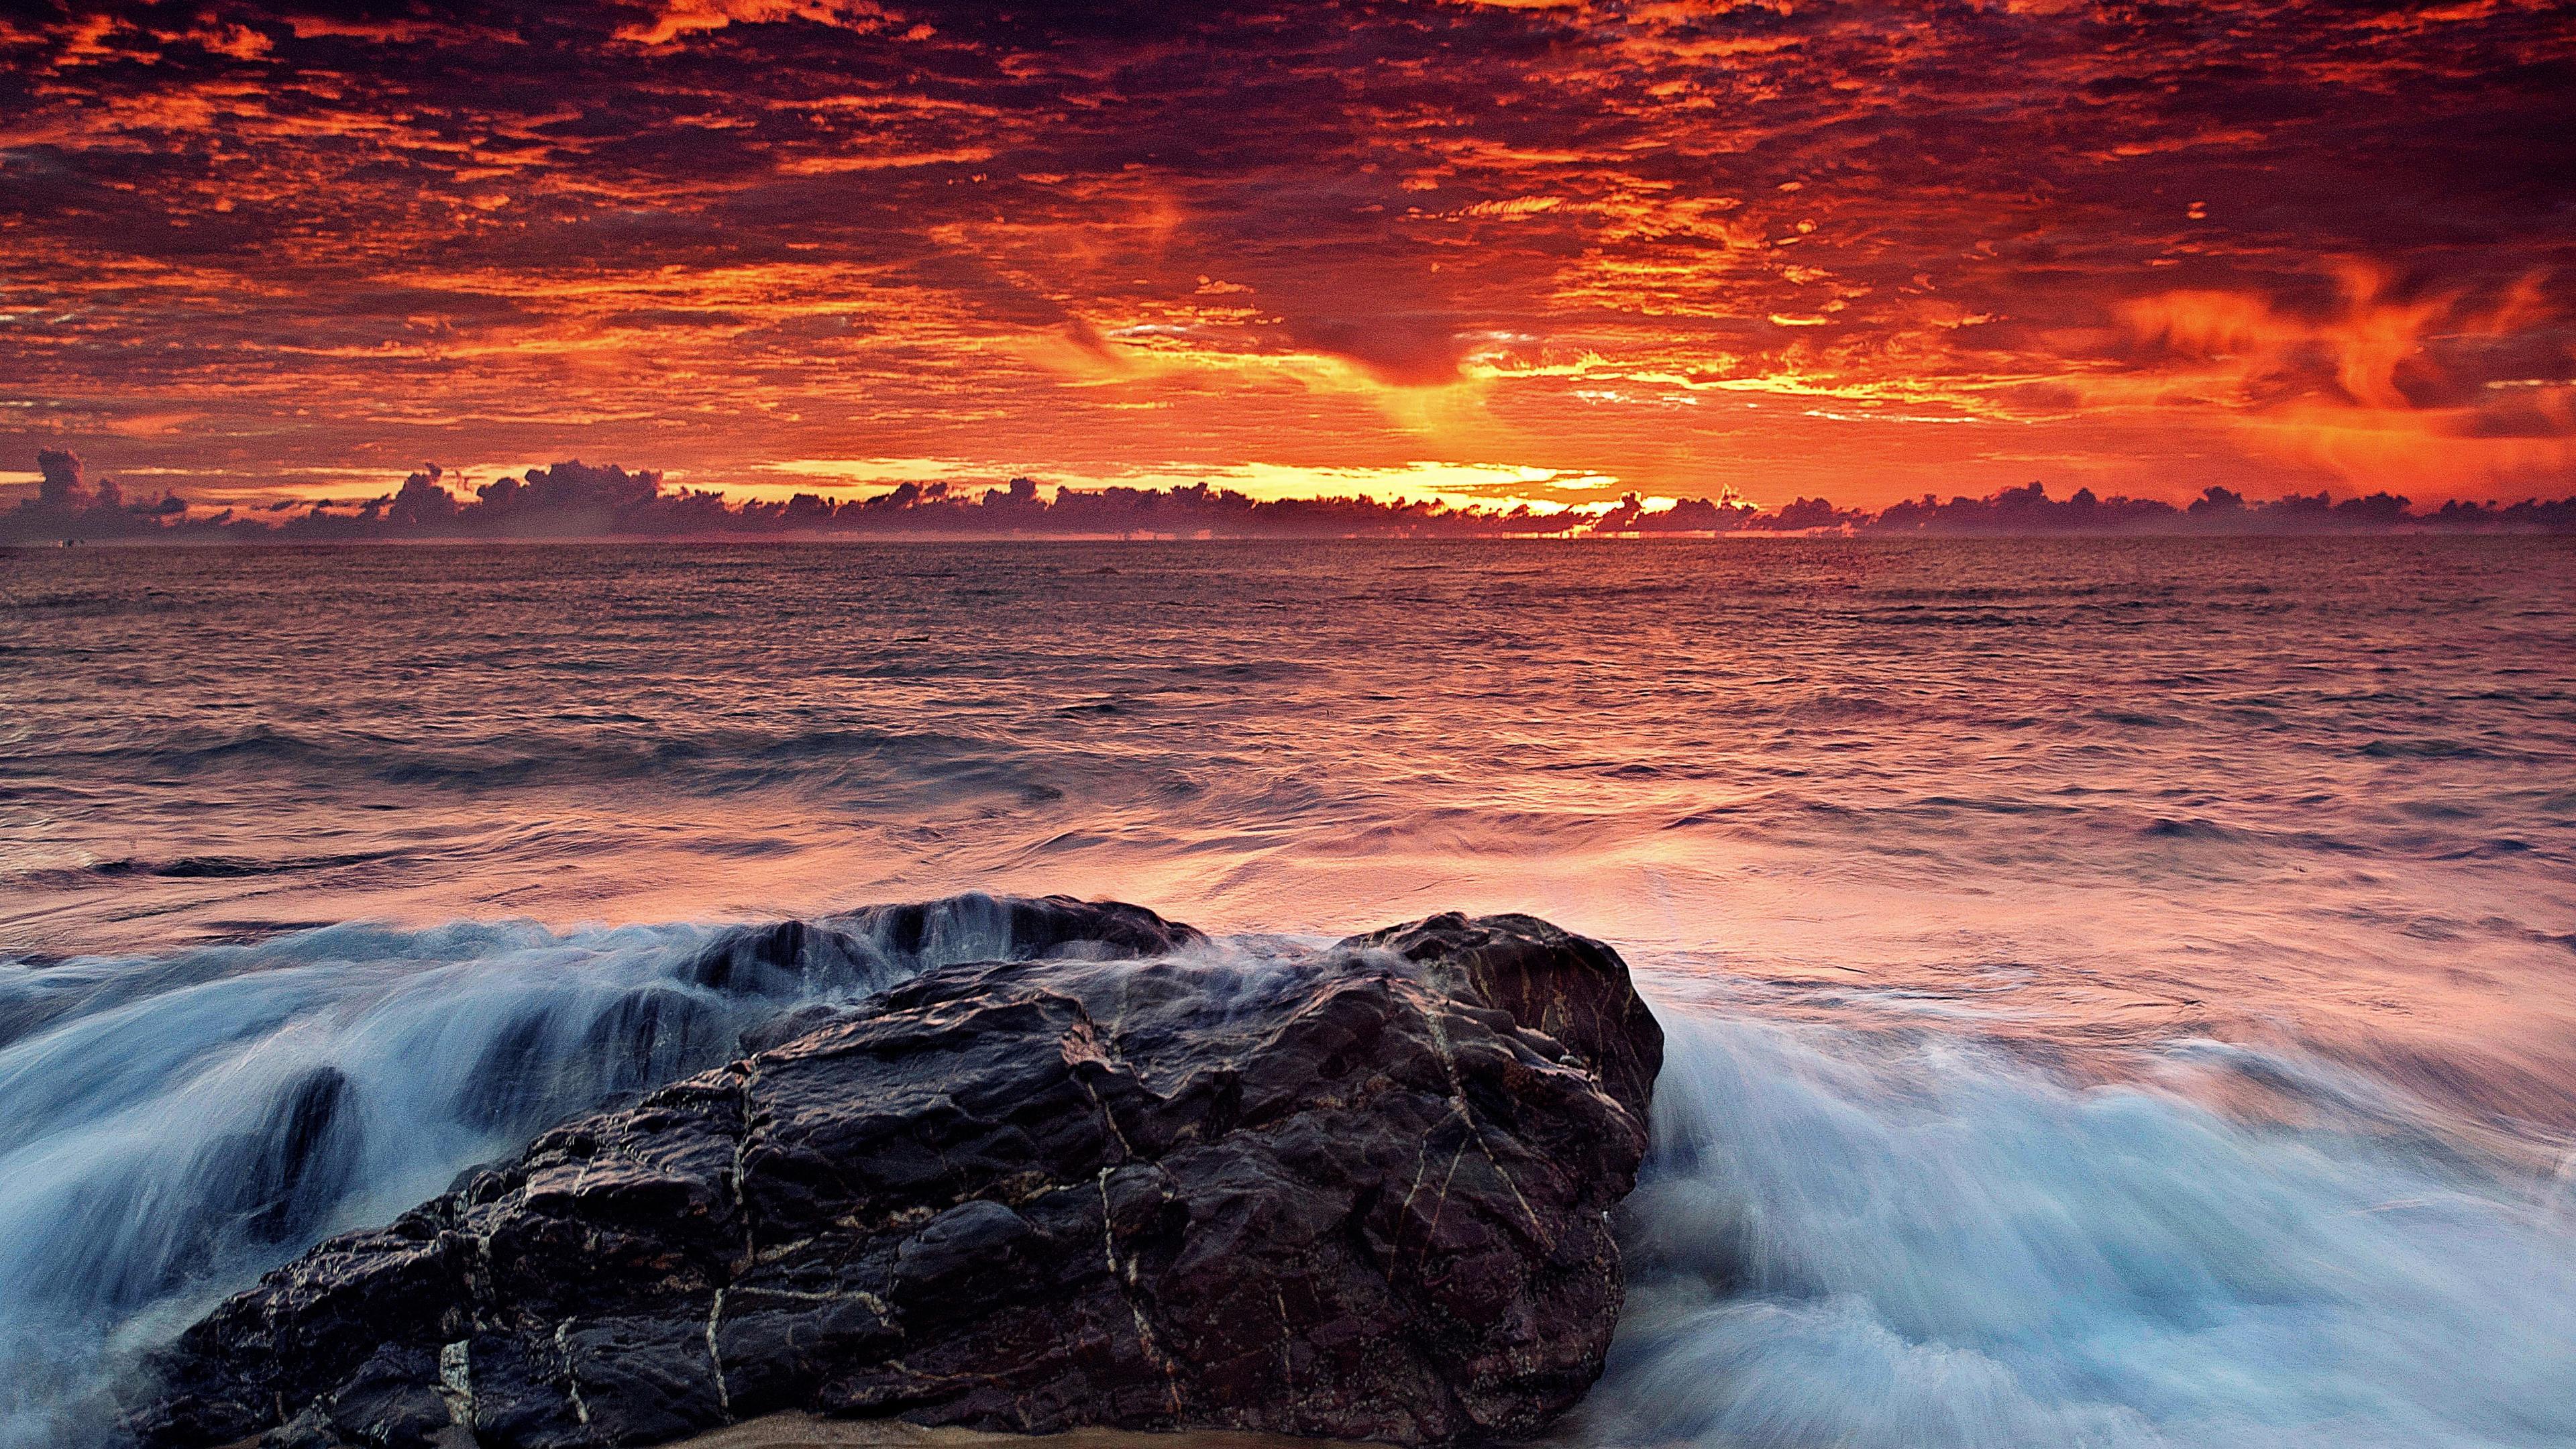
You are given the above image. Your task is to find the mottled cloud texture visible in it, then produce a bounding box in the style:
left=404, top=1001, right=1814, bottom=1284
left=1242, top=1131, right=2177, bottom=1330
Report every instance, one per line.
left=3, top=0, right=2571, bottom=511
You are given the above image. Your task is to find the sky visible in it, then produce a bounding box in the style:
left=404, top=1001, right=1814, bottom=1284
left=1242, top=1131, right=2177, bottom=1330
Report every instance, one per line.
left=3, top=0, right=2572, bottom=515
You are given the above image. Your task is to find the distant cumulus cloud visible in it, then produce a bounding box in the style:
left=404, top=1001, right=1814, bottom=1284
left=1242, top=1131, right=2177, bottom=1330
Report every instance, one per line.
left=7, top=453, right=2569, bottom=542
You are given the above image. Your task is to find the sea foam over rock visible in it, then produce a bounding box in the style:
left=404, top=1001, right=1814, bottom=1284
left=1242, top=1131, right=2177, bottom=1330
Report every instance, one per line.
left=0, top=897, right=1190, bottom=1448
left=127, top=906, right=1659, bottom=1449
left=4, top=898, right=2573, bottom=1449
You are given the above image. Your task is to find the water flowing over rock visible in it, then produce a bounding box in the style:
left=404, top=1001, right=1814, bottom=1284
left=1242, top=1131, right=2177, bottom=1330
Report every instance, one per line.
left=129, top=902, right=1663, bottom=1449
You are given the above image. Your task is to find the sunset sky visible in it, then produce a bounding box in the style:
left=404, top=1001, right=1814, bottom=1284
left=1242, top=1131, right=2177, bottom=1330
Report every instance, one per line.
left=3, top=0, right=2571, bottom=514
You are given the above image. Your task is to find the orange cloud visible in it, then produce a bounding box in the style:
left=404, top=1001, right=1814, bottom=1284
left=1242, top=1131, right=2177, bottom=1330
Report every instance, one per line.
left=616, top=0, right=894, bottom=46
left=0, top=0, right=2567, bottom=508
left=2118, top=264, right=2575, bottom=487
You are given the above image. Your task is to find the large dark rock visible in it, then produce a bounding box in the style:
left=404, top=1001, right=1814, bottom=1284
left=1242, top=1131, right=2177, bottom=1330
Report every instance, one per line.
left=131, top=904, right=1661, bottom=1449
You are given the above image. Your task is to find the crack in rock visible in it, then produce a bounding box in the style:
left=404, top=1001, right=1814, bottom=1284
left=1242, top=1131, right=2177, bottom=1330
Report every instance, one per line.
left=435, top=1340, right=474, bottom=1431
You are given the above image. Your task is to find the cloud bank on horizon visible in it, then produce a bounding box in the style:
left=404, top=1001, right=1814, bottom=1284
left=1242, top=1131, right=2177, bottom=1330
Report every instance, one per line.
left=1, top=0, right=2571, bottom=510
left=11, top=449, right=2571, bottom=541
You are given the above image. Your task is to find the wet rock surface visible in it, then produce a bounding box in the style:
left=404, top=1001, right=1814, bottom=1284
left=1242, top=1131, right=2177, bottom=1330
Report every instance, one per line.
left=131, top=901, right=1661, bottom=1449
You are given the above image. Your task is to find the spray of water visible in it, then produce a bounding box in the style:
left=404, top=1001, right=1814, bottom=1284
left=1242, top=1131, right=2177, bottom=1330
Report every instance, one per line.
left=0, top=896, right=1092, bottom=1448
left=1581, top=1015, right=2576, bottom=1448
left=5, top=922, right=2573, bottom=1448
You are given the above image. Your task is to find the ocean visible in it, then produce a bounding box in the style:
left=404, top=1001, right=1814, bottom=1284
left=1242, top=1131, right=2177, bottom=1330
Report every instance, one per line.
left=3, top=537, right=2573, bottom=1446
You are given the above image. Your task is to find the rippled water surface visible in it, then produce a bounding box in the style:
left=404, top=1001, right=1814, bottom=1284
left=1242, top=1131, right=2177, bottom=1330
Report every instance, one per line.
left=3, top=537, right=2573, bottom=1447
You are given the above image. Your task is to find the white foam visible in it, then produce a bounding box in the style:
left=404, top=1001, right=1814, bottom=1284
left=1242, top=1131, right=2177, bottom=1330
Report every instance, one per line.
left=1582, top=1014, right=2576, bottom=1448
left=7, top=928, right=2573, bottom=1448
left=0, top=901, right=1060, bottom=1447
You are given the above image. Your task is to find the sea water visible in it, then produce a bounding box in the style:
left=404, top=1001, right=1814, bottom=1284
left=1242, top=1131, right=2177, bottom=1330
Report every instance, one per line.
left=3, top=537, right=2571, bottom=1446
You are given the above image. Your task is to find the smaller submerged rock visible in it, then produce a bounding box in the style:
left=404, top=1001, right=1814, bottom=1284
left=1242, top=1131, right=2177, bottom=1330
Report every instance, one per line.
left=133, top=904, right=1662, bottom=1449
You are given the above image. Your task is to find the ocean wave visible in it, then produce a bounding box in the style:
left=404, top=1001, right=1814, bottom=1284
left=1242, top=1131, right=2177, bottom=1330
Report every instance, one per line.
left=0, top=896, right=1141, bottom=1448
left=6, top=916, right=2573, bottom=1448
left=2358, top=738, right=2501, bottom=760
left=1583, top=1014, right=2576, bottom=1448
left=3, top=722, right=1069, bottom=799
left=82, top=852, right=405, bottom=880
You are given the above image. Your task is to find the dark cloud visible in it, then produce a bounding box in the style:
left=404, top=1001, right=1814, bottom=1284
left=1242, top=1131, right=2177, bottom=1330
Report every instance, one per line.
left=7, top=448, right=193, bottom=537
left=36, top=447, right=85, bottom=507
